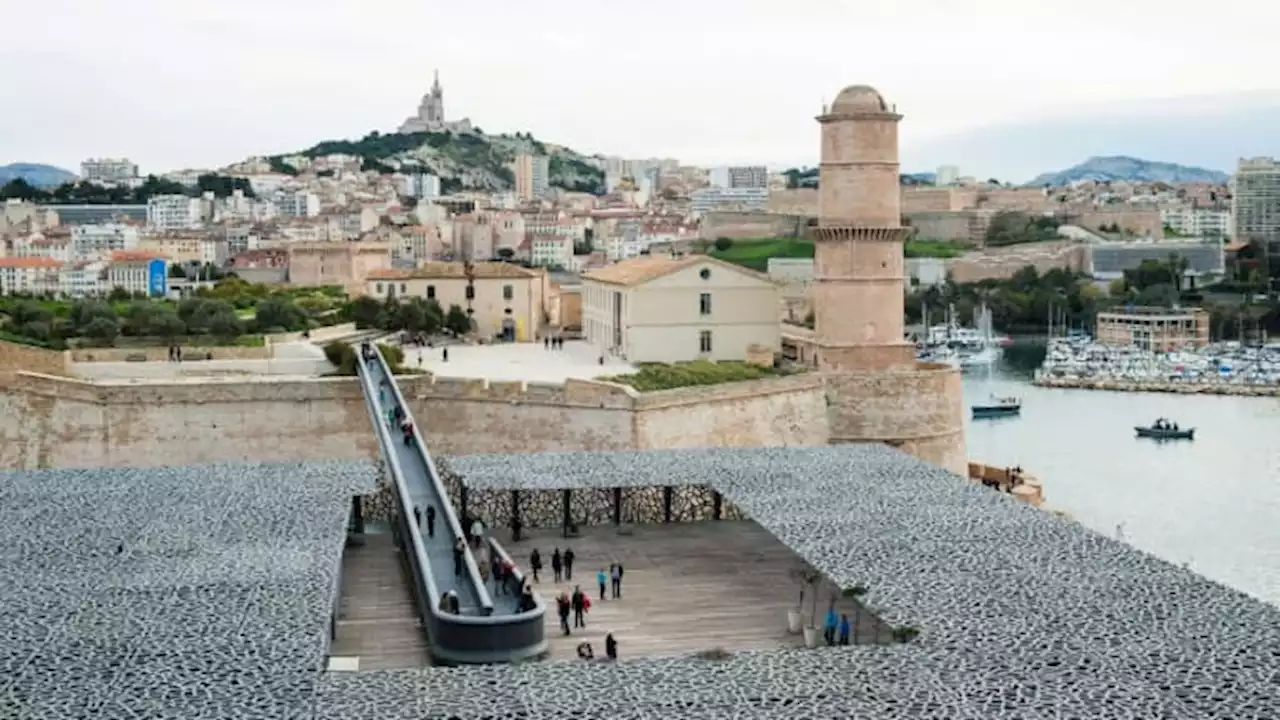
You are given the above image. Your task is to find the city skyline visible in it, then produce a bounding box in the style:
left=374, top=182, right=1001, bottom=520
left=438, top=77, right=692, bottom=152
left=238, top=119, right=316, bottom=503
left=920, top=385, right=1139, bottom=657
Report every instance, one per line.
left=3, top=0, right=1280, bottom=180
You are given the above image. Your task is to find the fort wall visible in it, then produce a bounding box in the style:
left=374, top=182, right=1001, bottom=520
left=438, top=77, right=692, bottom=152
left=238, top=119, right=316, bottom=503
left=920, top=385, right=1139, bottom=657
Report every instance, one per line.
left=0, top=366, right=827, bottom=470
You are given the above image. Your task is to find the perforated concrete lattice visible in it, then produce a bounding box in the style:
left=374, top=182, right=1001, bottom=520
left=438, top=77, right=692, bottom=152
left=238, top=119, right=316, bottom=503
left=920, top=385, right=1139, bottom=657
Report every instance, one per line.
left=4, top=452, right=1280, bottom=719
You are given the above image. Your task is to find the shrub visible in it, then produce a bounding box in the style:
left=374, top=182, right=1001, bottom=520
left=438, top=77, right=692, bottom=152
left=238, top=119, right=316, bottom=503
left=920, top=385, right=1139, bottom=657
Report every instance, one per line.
left=324, top=340, right=353, bottom=368
left=694, top=647, right=732, bottom=661
left=600, top=361, right=783, bottom=392
left=891, top=625, right=920, bottom=643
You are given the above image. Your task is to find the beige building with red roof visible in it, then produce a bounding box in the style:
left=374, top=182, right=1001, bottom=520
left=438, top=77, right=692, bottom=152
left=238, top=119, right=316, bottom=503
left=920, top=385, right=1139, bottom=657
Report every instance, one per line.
left=581, top=255, right=780, bottom=363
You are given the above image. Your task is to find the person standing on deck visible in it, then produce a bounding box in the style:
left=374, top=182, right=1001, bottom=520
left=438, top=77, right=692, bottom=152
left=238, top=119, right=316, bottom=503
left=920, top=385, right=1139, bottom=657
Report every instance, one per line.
left=605, top=633, right=618, bottom=661
left=453, top=539, right=465, bottom=577
left=838, top=614, right=851, bottom=645
left=610, top=563, right=623, bottom=599
left=557, top=592, right=571, bottom=635
left=551, top=548, right=563, bottom=583
left=470, top=518, right=485, bottom=549
left=563, top=547, right=575, bottom=580
left=529, top=549, right=542, bottom=583
left=571, top=586, right=586, bottom=628
left=824, top=606, right=839, bottom=646
left=597, top=568, right=607, bottom=601
left=425, top=505, right=435, bottom=538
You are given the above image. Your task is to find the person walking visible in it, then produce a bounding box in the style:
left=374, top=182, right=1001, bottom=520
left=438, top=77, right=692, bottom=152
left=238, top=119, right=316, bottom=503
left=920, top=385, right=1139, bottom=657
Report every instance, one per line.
left=551, top=548, right=563, bottom=583
left=413, top=506, right=421, bottom=529
left=838, top=614, right=851, bottom=645
left=425, top=505, right=436, bottom=538
left=596, top=568, right=608, bottom=601
left=529, top=549, right=542, bottom=583
left=470, top=518, right=485, bottom=549
left=452, top=539, right=465, bottom=577
left=605, top=633, right=618, bottom=661
left=824, top=606, right=839, bottom=646
left=571, top=586, right=586, bottom=629
left=563, top=547, right=575, bottom=580
left=557, top=592, right=571, bottom=635
left=610, top=563, right=623, bottom=599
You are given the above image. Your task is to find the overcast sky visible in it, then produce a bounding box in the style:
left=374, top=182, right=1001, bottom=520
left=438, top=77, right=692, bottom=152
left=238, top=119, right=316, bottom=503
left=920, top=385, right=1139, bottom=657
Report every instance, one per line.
left=3, top=0, right=1278, bottom=181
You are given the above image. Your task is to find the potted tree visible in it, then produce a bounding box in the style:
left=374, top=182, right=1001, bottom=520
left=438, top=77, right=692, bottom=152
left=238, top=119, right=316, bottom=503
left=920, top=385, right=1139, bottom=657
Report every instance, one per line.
left=799, top=568, right=823, bottom=648
left=786, top=566, right=808, bottom=633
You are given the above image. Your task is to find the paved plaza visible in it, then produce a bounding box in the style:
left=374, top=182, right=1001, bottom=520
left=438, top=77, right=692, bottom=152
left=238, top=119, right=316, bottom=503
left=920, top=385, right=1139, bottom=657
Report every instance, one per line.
left=70, top=341, right=333, bottom=380
left=402, top=340, right=636, bottom=384
left=508, top=522, right=889, bottom=662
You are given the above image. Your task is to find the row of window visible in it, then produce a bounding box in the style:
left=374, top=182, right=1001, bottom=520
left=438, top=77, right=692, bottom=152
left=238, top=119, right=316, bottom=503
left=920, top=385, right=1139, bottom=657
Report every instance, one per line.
left=375, top=282, right=516, bottom=301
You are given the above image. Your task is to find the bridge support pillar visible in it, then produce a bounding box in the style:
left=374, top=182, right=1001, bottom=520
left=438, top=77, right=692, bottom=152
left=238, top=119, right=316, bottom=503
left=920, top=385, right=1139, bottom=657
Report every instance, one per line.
left=712, top=490, right=722, bottom=521
left=511, top=490, right=522, bottom=541
left=663, top=486, right=673, bottom=524
left=459, top=485, right=469, bottom=527
left=612, top=488, right=622, bottom=526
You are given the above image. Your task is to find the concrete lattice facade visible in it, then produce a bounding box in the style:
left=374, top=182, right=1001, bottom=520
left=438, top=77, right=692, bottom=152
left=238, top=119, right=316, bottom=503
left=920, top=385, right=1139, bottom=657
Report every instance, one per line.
left=812, top=85, right=966, bottom=474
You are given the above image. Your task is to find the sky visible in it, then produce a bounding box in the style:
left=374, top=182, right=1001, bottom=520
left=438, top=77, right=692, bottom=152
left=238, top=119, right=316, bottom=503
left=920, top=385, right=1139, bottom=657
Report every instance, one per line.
left=4, top=0, right=1280, bottom=182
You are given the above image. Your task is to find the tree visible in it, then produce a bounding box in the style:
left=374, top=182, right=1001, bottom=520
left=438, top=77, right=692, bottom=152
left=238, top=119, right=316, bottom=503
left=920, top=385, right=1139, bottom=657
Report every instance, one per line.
left=445, top=304, right=472, bottom=335
left=107, top=286, right=132, bottom=302
left=82, top=317, right=120, bottom=345
left=347, top=296, right=382, bottom=329
left=496, top=247, right=515, bottom=260
left=148, top=311, right=188, bottom=340
left=253, top=297, right=307, bottom=332
left=168, top=264, right=188, bottom=279
left=68, top=300, right=115, bottom=334
left=713, top=237, right=734, bottom=251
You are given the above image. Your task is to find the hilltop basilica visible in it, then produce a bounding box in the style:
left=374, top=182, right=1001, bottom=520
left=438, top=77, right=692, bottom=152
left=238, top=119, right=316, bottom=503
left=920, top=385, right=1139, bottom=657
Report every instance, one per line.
left=397, top=70, right=474, bottom=135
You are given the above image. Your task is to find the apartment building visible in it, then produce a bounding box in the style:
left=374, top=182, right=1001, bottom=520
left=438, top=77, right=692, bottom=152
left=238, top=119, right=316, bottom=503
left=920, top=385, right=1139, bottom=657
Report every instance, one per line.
left=1231, top=157, right=1280, bottom=253
left=138, top=232, right=225, bottom=266
left=11, top=230, right=73, bottom=262
left=60, top=261, right=108, bottom=298
left=364, top=262, right=553, bottom=341
left=1095, top=306, right=1210, bottom=352
left=581, top=255, right=780, bottom=363
left=71, top=223, right=140, bottom=257
left=0, top=257, right=62, bottom=295
left=105, top=251, right=169, bottom=297
left=689, top=187, right=768, bottom=217
left=80, top=158, right=138, bottom=184
left=146, top=194, right=202, bottom=230
left=529, top=233, right=573, bottom=268
left=287, top=241, right=392, bottom=290
left=1160, top=207, right=1230, bottom=238
left=708, top=165, right=768, bottom=190
left=512, top=154, right=550, bottom=201
left=274, top=191, right=320, bottom=218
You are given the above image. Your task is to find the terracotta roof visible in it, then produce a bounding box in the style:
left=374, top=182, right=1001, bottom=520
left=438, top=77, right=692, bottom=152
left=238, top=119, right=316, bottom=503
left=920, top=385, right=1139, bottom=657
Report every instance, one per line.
left=367, top=261, right=542, bottom=281
left=583, top=254, right=772, bottom=287
left=0, top=257, right=61, bottom=269
left=109, top=251, right=165, bottom=263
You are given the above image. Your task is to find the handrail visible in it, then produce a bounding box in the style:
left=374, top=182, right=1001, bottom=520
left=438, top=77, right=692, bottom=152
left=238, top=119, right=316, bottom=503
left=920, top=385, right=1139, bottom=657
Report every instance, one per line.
left=369, top=348, right=494, bottom=615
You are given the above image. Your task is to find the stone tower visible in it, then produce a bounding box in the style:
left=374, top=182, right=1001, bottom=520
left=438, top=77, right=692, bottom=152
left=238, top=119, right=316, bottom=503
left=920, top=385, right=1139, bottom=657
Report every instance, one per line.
left=813, top=84, right=967, bottom=475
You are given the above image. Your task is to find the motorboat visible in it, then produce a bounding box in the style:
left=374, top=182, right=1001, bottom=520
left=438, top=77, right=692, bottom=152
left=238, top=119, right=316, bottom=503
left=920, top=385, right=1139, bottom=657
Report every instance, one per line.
left=972, top=395, right=1022, bottom=419
left=1135, top=420, right=1194, bottom=440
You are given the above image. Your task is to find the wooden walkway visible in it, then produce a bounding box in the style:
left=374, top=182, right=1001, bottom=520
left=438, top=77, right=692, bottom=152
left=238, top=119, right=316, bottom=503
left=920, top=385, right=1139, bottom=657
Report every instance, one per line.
left=511, top=521, right=891, bottom=662
left=329, top=531, right=432, bottom=670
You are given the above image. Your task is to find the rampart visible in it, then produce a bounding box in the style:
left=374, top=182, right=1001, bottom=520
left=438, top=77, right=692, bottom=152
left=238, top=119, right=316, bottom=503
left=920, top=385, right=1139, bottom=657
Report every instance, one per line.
left=0, top=365, right=829, bottom=470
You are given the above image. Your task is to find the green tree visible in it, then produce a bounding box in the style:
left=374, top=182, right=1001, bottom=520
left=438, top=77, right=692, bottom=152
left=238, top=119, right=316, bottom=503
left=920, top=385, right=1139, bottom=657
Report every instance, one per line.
left=208, top=311, right=245, bottom=338
left=68, top=300, right=115, bottom=334
left=81, top=317, right=120, bottom=345
left=445, top=304, right=472, bottom=335
left=346, top=296, right=382, bottom=329
left=253, top=297, right=307, bottom=332
left=148, top=311, right=187, bottom=340
left=713, top=237, right=734, bottom=251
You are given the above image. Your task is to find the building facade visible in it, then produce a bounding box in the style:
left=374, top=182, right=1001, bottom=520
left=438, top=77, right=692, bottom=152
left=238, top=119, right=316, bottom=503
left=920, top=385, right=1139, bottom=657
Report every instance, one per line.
left=287, top=242, right=392, bottom=290
left=1095, top=306, right=1210, bottom=352
left=512, top=154, right=550, bottom=201
left=364, top=262, right=552, bottom=341
left=1231, top=157, right=1280, bottom=253
left=708, top=166, right=768, bottom=190
left=1161, top=207, right=1229, bottom=238
left=0, top=257, right=61, bottom=295
left=581, top=255, right=780, bottom=364
left=106, top=252, right=168, bottom=297
left=71, top=223, right=140, bottom=258
left=146, top=195, right=202, bottom=230
left=80, top=158, right=138, bottom=184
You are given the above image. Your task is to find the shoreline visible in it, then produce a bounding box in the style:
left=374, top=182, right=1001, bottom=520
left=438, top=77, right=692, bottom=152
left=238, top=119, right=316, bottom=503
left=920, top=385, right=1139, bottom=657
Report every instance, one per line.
left=1033, top=374, right=1280, bottom=397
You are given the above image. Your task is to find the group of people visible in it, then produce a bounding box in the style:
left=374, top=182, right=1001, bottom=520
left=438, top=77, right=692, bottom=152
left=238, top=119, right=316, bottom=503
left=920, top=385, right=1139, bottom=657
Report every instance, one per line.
left=543, top=336, right=566, bottom=350
left=528, top=547, right=575, bottom=583
left=555, top=586, right=591, bottom=634
left=575, top=633, right=617, bottom=661
left=596, top=563, right=624, bottom=601
left=1152, top=418, right=1181, bottom=431
left=823, top=608, right=854, bottom=646
left=412, top=504, right=436, bottom=538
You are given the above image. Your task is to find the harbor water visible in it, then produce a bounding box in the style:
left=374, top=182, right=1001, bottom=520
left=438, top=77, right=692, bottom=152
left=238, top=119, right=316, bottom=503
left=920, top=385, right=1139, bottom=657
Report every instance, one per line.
left=964, top=360, right=1280, bottom=608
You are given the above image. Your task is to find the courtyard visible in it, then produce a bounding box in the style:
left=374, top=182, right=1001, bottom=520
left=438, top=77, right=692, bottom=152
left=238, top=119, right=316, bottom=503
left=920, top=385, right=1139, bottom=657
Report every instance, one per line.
left=401, top=339, right=636, bottom=384
left=505, top=521, right=889, bottom=662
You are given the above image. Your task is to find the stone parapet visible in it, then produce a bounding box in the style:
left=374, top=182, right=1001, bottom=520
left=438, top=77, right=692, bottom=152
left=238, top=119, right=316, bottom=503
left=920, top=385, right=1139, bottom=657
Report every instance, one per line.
left=0, top=339, right=69, bottom=378
left=1034, top=374, right=1280, bottom=397
left=69, top=346, right=270, bottom=362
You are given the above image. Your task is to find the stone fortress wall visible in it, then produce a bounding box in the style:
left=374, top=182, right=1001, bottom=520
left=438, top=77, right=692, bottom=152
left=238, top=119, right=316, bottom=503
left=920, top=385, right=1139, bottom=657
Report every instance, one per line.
left=0, top=341, right=829, bottom=471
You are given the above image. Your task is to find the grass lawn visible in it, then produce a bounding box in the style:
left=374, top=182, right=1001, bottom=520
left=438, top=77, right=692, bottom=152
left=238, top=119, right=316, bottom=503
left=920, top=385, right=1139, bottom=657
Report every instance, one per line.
left=710, top=236, right=969, bottom=272
left=599, top=361, right=785, bottom=392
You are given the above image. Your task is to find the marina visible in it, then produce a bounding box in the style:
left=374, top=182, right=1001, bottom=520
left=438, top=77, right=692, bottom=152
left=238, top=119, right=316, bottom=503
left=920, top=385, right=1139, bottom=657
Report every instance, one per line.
left=1035, top=335, right=1280, bottom=395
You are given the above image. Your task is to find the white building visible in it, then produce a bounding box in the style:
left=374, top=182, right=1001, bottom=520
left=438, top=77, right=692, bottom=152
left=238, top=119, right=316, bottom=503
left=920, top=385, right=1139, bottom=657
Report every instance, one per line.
left=513, top=154, right=550, bottom=201
left=530, top=234, right=574, bottom=268
left=60, top=261, right=107, bottom=298
left=0, top=257, right=62, bottom=295
left=71, top=223, right=140, bottom=258
left=936, top=165, right=960, bottom=186
left=147, top=195, right=202, bottom=230
left=708, top=165, right=768, bottom=190
left=275, top=191, right=320, bottom=218
left=581, top=255, right=780, bottom=363
left=1161, top=206, right=1230, bottom=238
left=10, top=232, right=73, bottom=263
left=105, top=252, right=166, bottom=296
left=689, top=187, right=769, bottom=217
left=80, top=158, right=138, bottom=185
left=411, top=172, right=441, bottom=199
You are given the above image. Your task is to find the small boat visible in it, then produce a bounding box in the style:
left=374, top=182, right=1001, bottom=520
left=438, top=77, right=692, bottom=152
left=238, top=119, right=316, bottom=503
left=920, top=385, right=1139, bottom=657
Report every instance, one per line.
left=1135, top=425, right=1195, bottom=440
left=972, top=395, right=1021, bottom=419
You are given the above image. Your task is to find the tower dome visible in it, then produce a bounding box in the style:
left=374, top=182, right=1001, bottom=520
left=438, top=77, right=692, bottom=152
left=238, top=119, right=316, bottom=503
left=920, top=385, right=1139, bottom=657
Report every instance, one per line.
left=829, top=84, right=889, bottom=113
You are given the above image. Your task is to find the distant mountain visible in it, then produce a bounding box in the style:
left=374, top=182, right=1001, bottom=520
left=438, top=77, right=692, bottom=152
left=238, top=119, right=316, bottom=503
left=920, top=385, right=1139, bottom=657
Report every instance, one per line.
left=0, top=163, right=76, bottom=188
left=904, top=90, right=1280, bottom=183
left=1026, top=156, right=1229, bottom=187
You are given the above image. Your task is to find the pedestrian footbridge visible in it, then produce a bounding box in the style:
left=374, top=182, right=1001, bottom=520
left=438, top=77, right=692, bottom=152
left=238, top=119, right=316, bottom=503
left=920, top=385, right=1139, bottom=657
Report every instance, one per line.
left=355, top=348, right=546, bottom=664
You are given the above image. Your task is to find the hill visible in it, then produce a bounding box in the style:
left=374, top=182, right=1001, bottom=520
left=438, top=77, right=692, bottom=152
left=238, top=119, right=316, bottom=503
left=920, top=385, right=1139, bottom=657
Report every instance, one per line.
left=0, top=163, right=76, bottom=188
left=1026, top=156, right=1229, bottom=187
left=269, top=130, right=605, bottom=195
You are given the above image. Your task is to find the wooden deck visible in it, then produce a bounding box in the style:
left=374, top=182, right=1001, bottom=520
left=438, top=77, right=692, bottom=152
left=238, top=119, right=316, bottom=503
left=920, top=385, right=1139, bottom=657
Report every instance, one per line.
left=329, top=531, right=432, bottom=670
left=512, top=521, right=891, bottom=662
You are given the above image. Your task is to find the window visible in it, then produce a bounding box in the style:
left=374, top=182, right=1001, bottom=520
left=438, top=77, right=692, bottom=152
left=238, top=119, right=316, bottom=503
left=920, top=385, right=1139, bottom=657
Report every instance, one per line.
left=699, top=267, right=711, bottom=280
left=699, top=292, right=712, bottom=316
left=375, top=282, right=383, bottom=294
left=426, top=285, right=435, bottom=299
left=465, top=285, right=475, bottom=300
left=503, top=284, right=514, bottom=300
left=699, top=330, right=713, bottom=354
left=400, top=283, right=407, bottom=294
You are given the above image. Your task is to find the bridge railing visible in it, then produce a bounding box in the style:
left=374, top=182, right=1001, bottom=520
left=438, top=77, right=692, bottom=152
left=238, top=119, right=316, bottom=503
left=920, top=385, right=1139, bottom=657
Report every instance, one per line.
left=359, top=348, right=546, bottom=663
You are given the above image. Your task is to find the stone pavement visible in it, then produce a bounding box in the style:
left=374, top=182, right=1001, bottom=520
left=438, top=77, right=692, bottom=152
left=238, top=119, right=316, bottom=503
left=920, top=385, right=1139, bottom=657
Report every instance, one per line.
left=402, top=341, right=636, bottom=384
